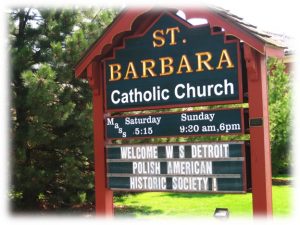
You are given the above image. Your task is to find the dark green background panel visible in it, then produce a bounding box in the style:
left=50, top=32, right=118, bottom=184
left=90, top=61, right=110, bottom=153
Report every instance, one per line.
left=106, top=108, right=243, bottom=139
left=104, top=13, right=241, bottom=110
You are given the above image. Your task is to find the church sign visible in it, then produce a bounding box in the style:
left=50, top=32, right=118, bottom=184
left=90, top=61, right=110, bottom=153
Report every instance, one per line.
left=76, top=7, right=282, bottom=216
left=106, top=142, right=246, bottom=193
left=104, top=13, right=243, bottom=112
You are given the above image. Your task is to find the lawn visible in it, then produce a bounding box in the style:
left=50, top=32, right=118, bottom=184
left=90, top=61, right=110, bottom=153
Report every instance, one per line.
left=114, top=185, right=292, bottom=218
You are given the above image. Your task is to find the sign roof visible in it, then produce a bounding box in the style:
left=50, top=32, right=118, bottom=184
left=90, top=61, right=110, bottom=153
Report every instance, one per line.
left=75, top=6, right=285, bottom=78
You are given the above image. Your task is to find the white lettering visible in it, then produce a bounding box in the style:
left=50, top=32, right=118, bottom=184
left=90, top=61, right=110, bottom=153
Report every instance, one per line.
left=167, top=161, right=212, bottom=175
left=130, top=176, right=167, bottom=190
left=132, top=161, right=160, bottom=174
left=174, top=79, right=235, bottom=100
left=111, top=90, right=120, bottom=104
left=172, top=177, right=209, bottom=191
left=120, top=146, right=158, bottom=159
left=166, top=146, right=173, bottom=158
left=179, top=145, right=185, bottom=158
left=191, top=144, right=229, bottom=158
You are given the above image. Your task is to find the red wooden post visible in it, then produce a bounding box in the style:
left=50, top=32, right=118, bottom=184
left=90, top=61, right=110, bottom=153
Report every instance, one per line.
left=87, top=62, right=114, bottom=216
left=244, top=44, right=273, bottom=217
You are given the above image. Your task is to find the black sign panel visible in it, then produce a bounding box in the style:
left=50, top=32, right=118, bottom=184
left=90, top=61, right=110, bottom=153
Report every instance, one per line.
left=106, top=142, right=246, bottom=193
left=104, top=12, right=243, bottom=112
left=106, top=108, right=244, bottom=139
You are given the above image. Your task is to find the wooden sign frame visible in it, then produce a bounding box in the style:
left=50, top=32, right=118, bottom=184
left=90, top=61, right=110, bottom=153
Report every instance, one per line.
left=76, top=7, right=284, bottom=217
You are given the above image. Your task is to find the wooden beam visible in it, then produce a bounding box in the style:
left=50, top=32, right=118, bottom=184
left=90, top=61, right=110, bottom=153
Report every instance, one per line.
left=244, top=44, right=273, bottom=217
left=88, top=62, right=114, bottom=216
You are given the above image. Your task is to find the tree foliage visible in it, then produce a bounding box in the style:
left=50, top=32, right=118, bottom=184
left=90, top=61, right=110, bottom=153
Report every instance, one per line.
left=9, top=8, right=118, bottom=212
left=267, top=58, right=291, bottom=175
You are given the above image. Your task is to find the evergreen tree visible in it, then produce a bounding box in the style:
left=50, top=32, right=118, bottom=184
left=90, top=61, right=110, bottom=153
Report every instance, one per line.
left=9, top=8, right=117, bottom=212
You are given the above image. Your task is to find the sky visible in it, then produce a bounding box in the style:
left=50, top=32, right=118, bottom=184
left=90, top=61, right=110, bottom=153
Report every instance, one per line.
left=209, top=0, right=297, bottom=37
left=1, top=0, right=299, bottom=224
left=1, top=0, right=298, bottom=36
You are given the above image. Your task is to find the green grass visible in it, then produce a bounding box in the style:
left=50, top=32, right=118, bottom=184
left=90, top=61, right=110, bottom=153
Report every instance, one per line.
left=272, top=186, right=293, bottom=215
left=273, top=174, right=292, bottom=180
left=114, top=185, right=293, bottom=218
